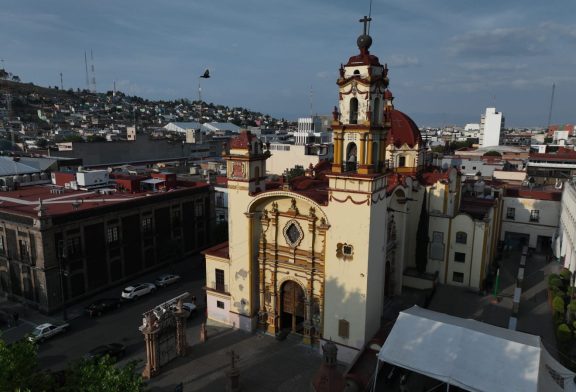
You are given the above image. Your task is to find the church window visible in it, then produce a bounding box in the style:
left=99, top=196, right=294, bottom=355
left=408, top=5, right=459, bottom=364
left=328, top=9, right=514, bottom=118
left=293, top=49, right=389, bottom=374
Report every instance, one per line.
left=338, top=319, right=350, bottom=339
left=215, top=269, right=225, bottom=292
left=452, top=272, right=464, bottom=283
left=454, top=252, right=466, bottom=263
left=398, top=156, right=406, bottom=167
left=353, top=70, right=360, bottom=75
left=430, top=231, right=445, bottom=261
left=349, top=98, right=358, bottom=124
left=283, top=220, right=304, bottom=248
left=455, top=232, right=467, bottom=244
left=342, top=244, right=353, bottom=256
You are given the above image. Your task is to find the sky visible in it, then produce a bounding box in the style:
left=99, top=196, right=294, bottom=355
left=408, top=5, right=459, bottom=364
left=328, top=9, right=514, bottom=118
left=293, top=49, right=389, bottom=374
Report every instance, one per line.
left=1, top=0, right=576, bottom=128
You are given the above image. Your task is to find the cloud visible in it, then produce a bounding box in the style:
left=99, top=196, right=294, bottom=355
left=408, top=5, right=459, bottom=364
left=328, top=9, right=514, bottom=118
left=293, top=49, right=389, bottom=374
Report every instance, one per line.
left=387, top=54, right=420, bottom=68
left=458, top=62, right=528, bottom=72
left=446, top=27, right=547, bottom=57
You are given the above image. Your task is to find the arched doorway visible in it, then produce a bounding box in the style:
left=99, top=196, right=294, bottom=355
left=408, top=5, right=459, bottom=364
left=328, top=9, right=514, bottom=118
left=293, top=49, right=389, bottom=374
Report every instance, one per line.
left=280, top=280, right=306, bottom=333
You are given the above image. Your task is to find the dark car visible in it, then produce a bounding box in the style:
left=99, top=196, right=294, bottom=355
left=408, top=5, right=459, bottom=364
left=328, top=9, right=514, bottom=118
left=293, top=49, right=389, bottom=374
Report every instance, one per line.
left=84, top=298, right=122, bottom=318
left=84, top=343, right=126, bottom=361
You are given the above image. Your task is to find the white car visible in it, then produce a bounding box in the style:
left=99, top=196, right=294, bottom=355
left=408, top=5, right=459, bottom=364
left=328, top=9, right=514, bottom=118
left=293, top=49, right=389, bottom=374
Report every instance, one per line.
left=121, top=283, right=156, bottom=300
left=154, top=273, right=181, bottom=288
left=170, top=302, right=197, bottom=318
left=28, top=322, right=70, bottom=343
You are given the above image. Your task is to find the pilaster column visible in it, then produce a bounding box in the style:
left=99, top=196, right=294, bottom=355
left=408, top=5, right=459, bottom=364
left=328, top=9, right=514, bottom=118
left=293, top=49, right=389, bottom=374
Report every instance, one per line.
left=367, top=134, right=374, bottom=166
left=358, top=132, right=366, bottom=165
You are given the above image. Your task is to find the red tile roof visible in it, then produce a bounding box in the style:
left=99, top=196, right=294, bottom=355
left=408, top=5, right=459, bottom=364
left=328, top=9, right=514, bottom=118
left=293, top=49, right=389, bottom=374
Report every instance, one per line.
left=229, top=130, right=257, bottom=149
left=202, top=241, right=229, bottom=260
left=386, top=109, right=423, bottom=148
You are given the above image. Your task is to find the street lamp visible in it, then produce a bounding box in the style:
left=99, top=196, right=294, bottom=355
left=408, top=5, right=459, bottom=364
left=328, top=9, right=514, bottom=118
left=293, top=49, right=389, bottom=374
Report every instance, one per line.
left=58, top=241, right=69, bottom=321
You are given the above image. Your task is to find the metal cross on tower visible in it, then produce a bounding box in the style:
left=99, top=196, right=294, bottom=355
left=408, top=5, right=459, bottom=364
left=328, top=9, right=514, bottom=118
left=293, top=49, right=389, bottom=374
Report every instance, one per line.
left=359, top=15, right=372, bottom=35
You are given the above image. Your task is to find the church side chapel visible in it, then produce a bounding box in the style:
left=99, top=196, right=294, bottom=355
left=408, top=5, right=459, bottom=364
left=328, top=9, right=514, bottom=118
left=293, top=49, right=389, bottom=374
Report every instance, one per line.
left=203, top=16, right=492, bottom=363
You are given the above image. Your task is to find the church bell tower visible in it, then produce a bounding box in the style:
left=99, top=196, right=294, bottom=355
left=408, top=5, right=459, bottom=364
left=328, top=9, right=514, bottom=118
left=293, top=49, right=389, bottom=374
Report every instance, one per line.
left=331, top=16, right=390, bottom=175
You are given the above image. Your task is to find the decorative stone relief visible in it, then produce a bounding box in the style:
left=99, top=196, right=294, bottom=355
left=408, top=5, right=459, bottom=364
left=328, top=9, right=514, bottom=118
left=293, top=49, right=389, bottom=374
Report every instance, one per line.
left=283, top=219, right=304, bottom=248
left=336, top=243, right=354, bottom=260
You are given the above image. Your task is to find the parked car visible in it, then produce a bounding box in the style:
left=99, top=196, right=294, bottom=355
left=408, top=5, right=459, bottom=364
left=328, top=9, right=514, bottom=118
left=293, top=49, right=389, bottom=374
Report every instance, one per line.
left=121, top=283, right=156, bottom=300
left=28, top=322, right=70, bottom=343
left=84, top=343, right=126, bottom=361
left=155, top=273, right=181, bottom=288
left=84, top=298, right=122, bottom=318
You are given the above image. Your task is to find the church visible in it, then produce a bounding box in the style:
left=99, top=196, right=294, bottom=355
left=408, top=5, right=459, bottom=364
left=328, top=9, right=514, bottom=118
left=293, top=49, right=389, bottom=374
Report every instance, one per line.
left=204, top=17, right=430, bottom=362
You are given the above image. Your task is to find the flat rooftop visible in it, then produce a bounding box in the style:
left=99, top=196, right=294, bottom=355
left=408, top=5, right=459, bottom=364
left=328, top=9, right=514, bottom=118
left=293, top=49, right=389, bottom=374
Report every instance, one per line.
left=0, top=182, right=209, bottom=218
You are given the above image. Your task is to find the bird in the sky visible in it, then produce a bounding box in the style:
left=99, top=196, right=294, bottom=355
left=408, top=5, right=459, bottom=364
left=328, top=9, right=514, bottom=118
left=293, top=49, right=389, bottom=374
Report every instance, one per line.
left=201, top=69, right=210, bottom=78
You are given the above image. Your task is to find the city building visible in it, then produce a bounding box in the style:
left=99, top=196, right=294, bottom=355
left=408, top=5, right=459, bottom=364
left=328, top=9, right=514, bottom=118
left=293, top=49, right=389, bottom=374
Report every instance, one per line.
left=0, top=171, right=213, bottom=313
left=479, top=107, right=505, bottom=148
left=559, top=178, right=576, bottom=272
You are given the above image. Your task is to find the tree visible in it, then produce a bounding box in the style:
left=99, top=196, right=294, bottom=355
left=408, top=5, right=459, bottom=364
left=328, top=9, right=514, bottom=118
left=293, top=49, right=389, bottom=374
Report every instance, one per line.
left=62, top=356, right=143, bottom=392
left=483, top=150, right=502, bottom=157
left=0, top=334, right=54, bottom=391
left=284, top=165, right=305, bottom=181
left=0, top=334, right=143, bottom=392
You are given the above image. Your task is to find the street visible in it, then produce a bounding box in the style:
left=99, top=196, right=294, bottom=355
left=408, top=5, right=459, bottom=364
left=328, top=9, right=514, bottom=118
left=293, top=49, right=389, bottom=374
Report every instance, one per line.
left=1, top=257, right=207, bottom=373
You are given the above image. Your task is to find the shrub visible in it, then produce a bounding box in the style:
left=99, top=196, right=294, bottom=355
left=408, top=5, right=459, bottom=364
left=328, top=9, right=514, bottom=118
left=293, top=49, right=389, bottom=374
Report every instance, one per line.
left=553, top=296, right=566, bottom=314
left=549, top=275, right=563, bottom=290
left=560, top=268, right=572, bottom=282
left=557, top=324, right=572, bottom=343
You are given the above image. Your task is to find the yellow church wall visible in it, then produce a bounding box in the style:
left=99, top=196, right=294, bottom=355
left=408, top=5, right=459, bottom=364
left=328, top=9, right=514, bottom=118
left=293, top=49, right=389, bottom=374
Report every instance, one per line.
left=323, top=187, right=387, bottom=355
left=226, top=182, right=259, bottom=331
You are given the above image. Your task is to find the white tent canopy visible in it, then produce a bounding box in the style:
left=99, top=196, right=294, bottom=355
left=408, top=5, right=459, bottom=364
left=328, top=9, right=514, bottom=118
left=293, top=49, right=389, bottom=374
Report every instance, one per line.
left=376, top=306, right=575, bottom=392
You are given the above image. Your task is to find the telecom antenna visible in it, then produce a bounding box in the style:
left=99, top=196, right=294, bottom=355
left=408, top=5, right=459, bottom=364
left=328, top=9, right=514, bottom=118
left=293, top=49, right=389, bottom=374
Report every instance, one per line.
left=90, top=50, right=97, bottom=93
left=84, top=51, right=90, bottom=91
left=60, top=72, right=64, bottom=90
left=547, top=83, right=555, bottom=131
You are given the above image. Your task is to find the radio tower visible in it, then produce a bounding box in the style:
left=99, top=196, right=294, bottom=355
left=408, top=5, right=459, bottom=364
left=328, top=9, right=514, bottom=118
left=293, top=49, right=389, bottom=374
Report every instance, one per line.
left=90, top=50, right=97, bottom=93
left=84, top=51, right=90, bottom=91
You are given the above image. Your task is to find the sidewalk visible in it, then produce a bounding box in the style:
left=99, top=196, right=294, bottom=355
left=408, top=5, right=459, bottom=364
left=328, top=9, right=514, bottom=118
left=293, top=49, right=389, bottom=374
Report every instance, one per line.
left=141, top=322, right=323, bottom=392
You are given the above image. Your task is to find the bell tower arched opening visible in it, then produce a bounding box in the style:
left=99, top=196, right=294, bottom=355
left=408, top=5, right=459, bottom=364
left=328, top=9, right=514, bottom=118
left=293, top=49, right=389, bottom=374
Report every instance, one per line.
left=349, top=98, right=359, bottom=124
left=345, top=142, right=358, bottom=172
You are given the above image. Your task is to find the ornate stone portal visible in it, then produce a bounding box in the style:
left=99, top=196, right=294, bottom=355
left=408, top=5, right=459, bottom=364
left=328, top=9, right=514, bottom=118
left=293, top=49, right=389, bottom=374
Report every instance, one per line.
left=256, top=198, right=329, bottom=344
left=142, top=295, right=191, bottom=379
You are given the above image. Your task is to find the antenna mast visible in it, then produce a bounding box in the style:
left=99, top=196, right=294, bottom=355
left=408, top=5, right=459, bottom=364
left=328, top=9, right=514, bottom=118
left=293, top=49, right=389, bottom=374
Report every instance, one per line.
left=547, top=82, right=555, bottom=131
left=90, top=50, right=97, bottom=93
left=60, top=72, right=64, bottom=90
left=84, top=51, right=90, bottom=91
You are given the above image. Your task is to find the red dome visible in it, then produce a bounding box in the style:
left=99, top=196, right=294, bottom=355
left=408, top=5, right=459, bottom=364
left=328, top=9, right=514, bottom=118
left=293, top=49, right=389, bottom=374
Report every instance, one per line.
left=384, top=89, right=394, bottom=99
left=386, top=109, right=422, bottom=148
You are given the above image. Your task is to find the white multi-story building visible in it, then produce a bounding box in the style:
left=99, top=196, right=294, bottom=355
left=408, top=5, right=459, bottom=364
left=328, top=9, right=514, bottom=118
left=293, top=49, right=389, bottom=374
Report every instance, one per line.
left=480, top=108, right=505, bottom=148
left=293, top=116, right=332, bottom=146
left=559, top=180, right=576, bottom=272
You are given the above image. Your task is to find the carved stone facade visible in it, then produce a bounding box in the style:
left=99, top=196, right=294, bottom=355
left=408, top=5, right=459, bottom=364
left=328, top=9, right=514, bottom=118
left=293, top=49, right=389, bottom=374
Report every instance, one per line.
left=255, top=198, right=329, bottom=344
